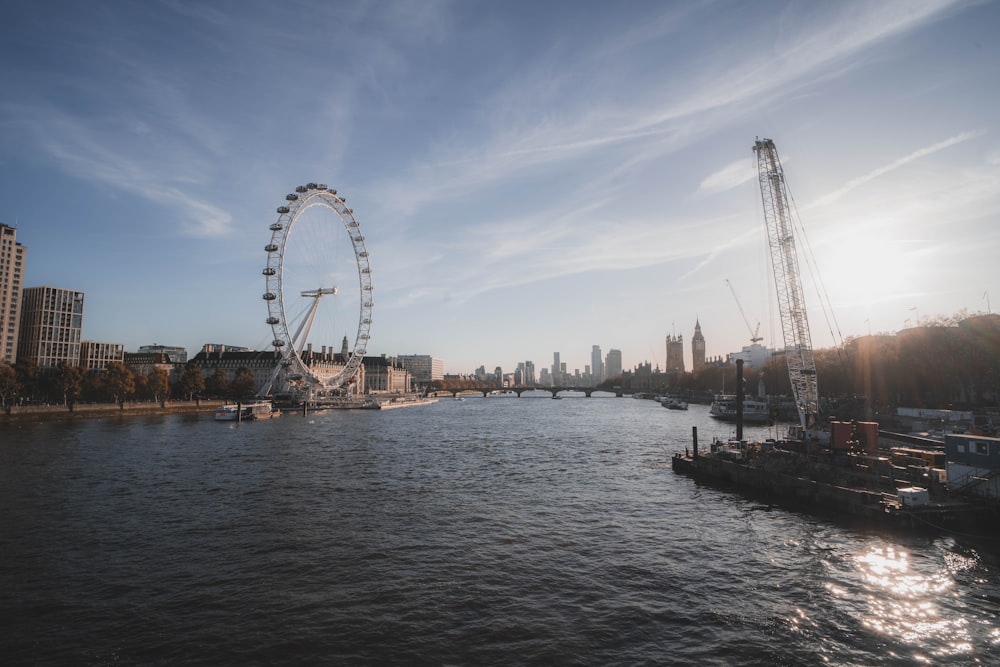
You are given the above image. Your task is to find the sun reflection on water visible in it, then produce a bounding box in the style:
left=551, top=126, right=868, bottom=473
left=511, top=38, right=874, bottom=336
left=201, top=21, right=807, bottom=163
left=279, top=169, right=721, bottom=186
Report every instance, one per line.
left=839, top=544, right=981, bottom=660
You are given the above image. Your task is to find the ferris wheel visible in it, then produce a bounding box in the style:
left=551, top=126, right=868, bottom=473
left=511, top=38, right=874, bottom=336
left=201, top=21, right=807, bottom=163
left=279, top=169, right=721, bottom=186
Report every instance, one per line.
left=259, top=183, right=373, bottom=396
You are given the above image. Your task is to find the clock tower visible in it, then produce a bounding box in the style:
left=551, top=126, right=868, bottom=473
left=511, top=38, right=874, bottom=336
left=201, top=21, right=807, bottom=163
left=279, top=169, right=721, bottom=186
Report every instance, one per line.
left=692, top=319, right=706, bottom=371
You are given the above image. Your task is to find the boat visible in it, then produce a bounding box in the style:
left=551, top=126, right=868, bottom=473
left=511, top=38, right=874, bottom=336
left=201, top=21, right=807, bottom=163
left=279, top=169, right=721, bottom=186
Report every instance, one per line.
left=214, top=401, right=276, bottom=421
left=661, top=397, right=689, bottom=410
left=709, top=395, right=769, bottom=423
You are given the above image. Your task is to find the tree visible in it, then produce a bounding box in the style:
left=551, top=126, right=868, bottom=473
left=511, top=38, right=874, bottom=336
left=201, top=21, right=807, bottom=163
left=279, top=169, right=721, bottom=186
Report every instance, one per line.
left=54, top=361, right=84, bottom=411
left=103, top=361, right=136, bottom=409
left=179, top=363, right=206, bottom=403
left=146, top=367, right=170, bottom=407
left=230, top=366, right=257, bottom=400
left=0, top=362, right=18, bottom=413
left=205, top=369, right=229, bottom=398
left=14, top=357, right=38, bottom=404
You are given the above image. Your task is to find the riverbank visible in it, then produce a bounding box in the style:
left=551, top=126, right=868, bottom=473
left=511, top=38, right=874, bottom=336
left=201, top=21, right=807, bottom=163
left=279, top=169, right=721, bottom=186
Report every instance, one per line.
left=0, top=400, right=227, bottom=423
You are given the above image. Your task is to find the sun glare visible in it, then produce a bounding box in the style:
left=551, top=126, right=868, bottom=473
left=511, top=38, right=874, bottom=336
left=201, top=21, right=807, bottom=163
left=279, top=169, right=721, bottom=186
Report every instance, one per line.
left=811, top=221, right=925, bottom=310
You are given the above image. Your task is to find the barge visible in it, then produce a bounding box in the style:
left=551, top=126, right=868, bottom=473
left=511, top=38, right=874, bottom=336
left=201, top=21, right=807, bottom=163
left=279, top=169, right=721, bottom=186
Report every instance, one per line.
left=671, top=429, right=1000, bottom=540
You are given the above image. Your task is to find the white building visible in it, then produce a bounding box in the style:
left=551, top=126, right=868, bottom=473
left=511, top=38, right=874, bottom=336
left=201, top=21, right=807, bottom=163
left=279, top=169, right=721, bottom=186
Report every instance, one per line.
left=396, top=354, right=443, bottom=384
left=728, top=343, right=772, bottom=370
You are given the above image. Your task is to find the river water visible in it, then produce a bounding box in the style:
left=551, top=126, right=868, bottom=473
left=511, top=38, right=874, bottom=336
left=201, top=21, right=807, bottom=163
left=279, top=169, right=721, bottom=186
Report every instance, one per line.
left=2, top=395, right=999, bottom=665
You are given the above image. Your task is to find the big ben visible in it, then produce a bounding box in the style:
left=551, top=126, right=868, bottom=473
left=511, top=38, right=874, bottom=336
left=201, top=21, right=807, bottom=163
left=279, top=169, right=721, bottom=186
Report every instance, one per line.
left=692, top=319, right=706, bottom=371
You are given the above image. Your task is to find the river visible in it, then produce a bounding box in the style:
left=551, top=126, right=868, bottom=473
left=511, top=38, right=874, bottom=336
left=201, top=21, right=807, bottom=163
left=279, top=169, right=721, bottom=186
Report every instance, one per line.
left=2, top=395, right=999, bottom=665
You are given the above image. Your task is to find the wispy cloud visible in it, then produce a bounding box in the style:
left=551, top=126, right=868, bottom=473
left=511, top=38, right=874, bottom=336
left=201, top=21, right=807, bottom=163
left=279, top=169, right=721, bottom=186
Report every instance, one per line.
left=6, top=103, right=234, bottom=236
left=374, top=0, right=965, bottom=225
left=697, top=158, right=757, bottom=196
left=810, top=131, right=982, bottom=208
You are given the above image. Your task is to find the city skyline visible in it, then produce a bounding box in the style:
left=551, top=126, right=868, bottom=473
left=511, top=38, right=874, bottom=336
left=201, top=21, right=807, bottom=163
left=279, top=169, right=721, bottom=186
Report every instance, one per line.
left=2, top=1, right=998, bottom=375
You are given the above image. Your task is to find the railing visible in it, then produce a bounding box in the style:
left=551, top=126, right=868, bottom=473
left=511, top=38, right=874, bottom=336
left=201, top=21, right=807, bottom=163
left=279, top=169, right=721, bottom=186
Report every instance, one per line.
left=950, top=467, right=1000, bottom=496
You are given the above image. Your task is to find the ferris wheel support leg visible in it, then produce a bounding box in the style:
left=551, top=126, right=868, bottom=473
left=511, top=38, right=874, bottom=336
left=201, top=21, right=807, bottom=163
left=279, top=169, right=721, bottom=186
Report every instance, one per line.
left=257, top=362, right=284, bottom=399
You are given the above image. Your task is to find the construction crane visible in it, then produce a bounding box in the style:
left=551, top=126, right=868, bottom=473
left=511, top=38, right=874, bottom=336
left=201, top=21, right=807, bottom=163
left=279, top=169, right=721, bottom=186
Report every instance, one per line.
left=725, top=279, right=762, bottom=344
left=753, top=138, right=818, bottom=431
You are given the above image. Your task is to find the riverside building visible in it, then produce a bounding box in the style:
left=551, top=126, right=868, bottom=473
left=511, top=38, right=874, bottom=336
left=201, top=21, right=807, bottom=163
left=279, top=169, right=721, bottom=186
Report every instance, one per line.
left=0, top=223, right=26, bottom=364
left=396, top=354, right=443, bottom=385
left=80, top=341, right=125, bottom=372
left=138, top=344, right=189, bottom=364
left=666, top=334, right=685, bottom=373
left=17, top=286, right=84, bottom=370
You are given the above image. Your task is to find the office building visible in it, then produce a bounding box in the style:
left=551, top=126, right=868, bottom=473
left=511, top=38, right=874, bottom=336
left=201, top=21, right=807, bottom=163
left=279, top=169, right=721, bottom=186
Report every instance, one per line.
left=605, top=349, right=622, bottom=380
left=17, top=286, right=84, bottom=370
left=396, top=354, right=444, bottom=384
left=81, top=341, right=125, bottom=372
left=591, top=345, right=604, bottom=383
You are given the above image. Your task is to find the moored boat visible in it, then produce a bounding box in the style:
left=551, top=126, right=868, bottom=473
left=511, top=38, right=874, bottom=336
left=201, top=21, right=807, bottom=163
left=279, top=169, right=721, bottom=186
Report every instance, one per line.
left=709, top=395, right=770, bottom=423
left=214, top=401, right=276, bottom=421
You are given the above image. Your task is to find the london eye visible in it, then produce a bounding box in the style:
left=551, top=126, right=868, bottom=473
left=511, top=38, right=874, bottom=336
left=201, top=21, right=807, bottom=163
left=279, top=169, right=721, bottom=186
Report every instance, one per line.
left=259, top=183, right=373, bottom=397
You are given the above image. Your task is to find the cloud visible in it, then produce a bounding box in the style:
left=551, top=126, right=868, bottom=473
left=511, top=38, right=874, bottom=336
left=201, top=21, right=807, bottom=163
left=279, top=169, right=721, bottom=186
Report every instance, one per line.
left=6, top=103, right=234, bottom=236
left=372, top=0, right=965, bottom=226
left=697, top=158, right=757, bottom=196
left=810, top=131, right=982, bottom=208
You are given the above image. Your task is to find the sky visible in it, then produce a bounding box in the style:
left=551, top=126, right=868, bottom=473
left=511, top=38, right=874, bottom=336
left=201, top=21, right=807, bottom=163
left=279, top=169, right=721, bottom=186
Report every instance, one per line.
left=1, top=0, right=998, bottom=376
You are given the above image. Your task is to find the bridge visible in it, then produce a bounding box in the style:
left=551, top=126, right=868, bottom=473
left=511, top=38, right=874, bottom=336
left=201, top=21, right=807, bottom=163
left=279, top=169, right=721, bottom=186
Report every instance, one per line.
left=427, top=386, right=624, bottom=398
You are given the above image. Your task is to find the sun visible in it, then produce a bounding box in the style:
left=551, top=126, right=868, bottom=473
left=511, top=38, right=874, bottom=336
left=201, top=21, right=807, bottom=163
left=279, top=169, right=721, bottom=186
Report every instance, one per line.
left=808, top=219, right=925, bottom=310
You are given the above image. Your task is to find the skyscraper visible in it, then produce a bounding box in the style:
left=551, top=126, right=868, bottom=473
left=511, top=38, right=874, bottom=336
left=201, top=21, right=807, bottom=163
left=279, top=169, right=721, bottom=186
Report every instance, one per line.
left=692, top=319, right=706, bottom=372
left=590, top=345, right=604, bottom=384
left=551, top=352, right=561, bottom=385
left=17, top=286, right=85, bottom=369
left=0, top=223, right=26, bottom=364
left=605, top=348, right=622, bottom=380
left=591, top=345, right=604, bottom=383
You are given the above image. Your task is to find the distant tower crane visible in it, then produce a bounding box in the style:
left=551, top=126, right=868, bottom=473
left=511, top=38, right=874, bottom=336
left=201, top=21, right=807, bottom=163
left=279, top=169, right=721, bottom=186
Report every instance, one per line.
left=753, top=138, right=818, bottom=430
left=725, top=279, right=762, bottom=345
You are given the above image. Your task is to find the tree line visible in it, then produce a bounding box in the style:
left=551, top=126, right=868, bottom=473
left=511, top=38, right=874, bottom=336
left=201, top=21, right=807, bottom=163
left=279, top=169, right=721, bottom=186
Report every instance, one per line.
left=609, top=314, right=1000, bottom=414
left=0, top=359, right=260, bottom=412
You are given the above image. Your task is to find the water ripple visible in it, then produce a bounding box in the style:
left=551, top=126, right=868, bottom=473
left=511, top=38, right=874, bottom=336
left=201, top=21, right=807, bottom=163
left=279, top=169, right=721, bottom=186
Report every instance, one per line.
left=1, top=401, right=999, bottom=665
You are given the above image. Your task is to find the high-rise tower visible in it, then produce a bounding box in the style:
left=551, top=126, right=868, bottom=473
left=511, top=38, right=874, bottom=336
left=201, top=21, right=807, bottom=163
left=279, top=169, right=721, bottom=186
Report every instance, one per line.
left=0, top=223, right=26, bottom=364
left=605, top=349, right=622, bottom=380
left=692, top=319, right=706, bottom=372
left=591, top=345, right=604, bottom=383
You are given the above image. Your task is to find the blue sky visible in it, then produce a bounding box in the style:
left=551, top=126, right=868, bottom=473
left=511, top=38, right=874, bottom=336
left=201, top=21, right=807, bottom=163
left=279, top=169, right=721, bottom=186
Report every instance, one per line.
left=2, top=0, right=998, bottom=376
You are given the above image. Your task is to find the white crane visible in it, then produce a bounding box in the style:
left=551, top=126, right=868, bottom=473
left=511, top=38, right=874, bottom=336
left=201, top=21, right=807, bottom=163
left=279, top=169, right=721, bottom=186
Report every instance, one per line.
left=725, top=279, right=762, bottom=345
left=753, top=138, right=818, bottom=430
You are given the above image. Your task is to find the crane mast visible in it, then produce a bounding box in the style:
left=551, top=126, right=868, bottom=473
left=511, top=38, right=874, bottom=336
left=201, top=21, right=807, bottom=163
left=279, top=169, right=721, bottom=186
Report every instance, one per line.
left=753, top=138, right=818, bottom=430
